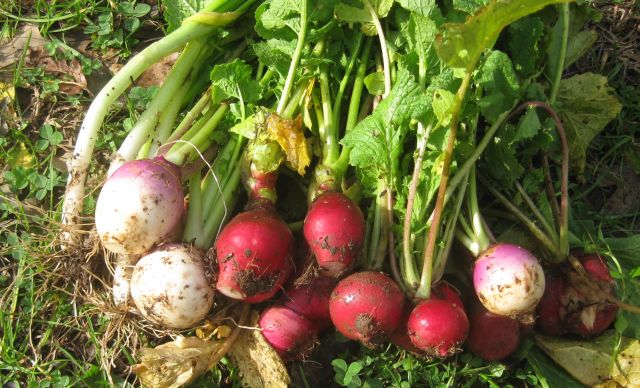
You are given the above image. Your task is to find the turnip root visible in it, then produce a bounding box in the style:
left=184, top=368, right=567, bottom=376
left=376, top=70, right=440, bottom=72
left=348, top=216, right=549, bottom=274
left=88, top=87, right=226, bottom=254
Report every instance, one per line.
left=304, top=192, right=365, bottom=277
left=407, top=299, right=469, bottom=358
left=130, top=244, right=214, bottom=329
left=473, top=243, right=545, bottom=319
left=96, top=157, right=184, bottom=255
left=259, top=306, right=318, bottom=360
left=214, top=208, right=293, bottom=303
left=329, top=271, right=405, bottom=347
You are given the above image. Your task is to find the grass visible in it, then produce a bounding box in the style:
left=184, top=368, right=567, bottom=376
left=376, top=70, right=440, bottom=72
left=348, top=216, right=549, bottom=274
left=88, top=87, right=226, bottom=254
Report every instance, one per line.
left=1, top=0, right=639, bottom=387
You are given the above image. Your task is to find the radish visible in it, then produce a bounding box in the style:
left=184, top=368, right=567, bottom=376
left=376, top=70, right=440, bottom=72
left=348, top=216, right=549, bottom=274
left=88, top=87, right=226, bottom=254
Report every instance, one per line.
left=95, top=157, right=184, bottom=255
left=130, top=244, right=214, bottom=329
left=282, top=275, right=336, bottom=330
left=473, top=243, right=545, bottom=318
left=214, top=206, right=293, bottom=303
left=304, top=192, right=365, bottom=277
left=467, top=300, right=521, bottom=361
left=329, top=271, right=405, bottom=347
left=259, top=306, right=319, bottom=360
left=407, top=298, right=469, bottom=358
left=536, top=269, right=568, bottom=336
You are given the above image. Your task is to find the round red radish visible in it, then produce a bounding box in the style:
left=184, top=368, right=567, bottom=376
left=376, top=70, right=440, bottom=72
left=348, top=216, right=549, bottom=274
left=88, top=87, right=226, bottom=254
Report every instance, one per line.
left=329, top=271, right=405, bottom=347
left=565, top=253, right=618, bottom=337
left=536, top=270, right=568, bottom=336
left=390, top=304, right=424, bottom=355
left=214, top=208, right=293, bottom=303
left=432, top=281, right=464, bottom=309
left=473, top=243, right=545, bottom=318
left=259, top=306, right=318, bottom=360
left=304, top=192, right=365, bottom=277
left=96, top=157, right=184, bottom=255
left=467, top=302, right=520, bottom=361
left=282, top=276, right=336, bottom=330
left=408, top=299, right=469, bottom=358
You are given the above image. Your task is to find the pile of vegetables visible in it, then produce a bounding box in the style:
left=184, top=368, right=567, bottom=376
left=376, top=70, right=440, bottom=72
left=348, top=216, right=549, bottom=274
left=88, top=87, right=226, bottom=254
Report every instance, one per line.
left=61, top=0, right=640, bottom=386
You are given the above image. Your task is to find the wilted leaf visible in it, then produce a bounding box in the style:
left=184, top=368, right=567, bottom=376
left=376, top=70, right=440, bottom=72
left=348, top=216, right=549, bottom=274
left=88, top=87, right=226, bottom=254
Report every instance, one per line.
left=555, top=73, right=622, bottom=173
left=132, top=336, right=223, bottom=388
left=436, top=0, right=572, bottom=71
left=228, top=311, right=290, bottom=388
left=535, top=331, right=640, bottom=387
left=265, top=113, right=310, bottom=175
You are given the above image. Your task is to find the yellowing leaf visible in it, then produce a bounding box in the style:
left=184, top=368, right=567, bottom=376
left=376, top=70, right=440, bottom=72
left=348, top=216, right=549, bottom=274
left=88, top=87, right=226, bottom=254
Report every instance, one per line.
left=132, top=336, right=223, bottom=388
left=536, top=331, right=640, bottom=387
left=228, top=311, right=290, bottom=388
left=265, top=113, right=310, bottom=176
left=556, top=73, right=622, bottom=173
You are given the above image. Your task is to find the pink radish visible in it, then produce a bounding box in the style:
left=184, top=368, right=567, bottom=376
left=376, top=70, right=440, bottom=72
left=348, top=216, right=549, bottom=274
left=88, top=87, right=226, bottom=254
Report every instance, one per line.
left=215, top=208, right=293, bottom=303
left=259, top=305, right=318, bottom=360
left=329, top=271, right=405, bottom=347
left=407, top=299, right=469, bottom=358
left=95, top=157, right=184, bottom=255
left=473, top=243, right=545, bottom=318
left=304, top=192, right=365, bottom=277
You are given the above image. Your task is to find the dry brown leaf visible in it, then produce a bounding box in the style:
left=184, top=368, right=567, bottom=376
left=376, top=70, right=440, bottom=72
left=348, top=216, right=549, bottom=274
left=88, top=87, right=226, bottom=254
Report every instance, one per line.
left=228, top=311, right=290, bottom=388
left=132, top=336, right=223, bottom=388
left=135, top=53, right=180, bottom=88
left=265, top=113, right=310, bottom=176
left=0, top=23, right=47, bottom=70
left=27, top=47, right=87, bottom=95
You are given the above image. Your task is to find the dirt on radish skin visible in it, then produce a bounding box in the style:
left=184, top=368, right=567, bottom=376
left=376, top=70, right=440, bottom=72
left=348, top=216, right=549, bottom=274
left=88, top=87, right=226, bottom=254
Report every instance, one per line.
left=329, top=271, right=405, bottom=348
left=408, top=299, right=469, bottom=358
left=95, top=157, right=184, bottom=256
left=214, top=208, right=293, bottom=303
left=473, top=243, right=545, bottom=318
left=130, top=244, right=214, bottom=329
left=259, top=306, right=319, bottom=360
left=304, top=192, right=365, bottom=277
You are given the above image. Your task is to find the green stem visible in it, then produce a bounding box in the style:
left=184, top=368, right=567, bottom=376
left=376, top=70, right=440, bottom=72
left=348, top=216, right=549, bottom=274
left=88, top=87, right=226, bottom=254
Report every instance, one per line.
left=331, top=33, right=364, bottom=136
left=184, top=173, right=204, bottom=246
left=549, top=3, right=570, bottom=105
left=276, top=0, right=308, bottom=115
left=166, top=88, right=212, bottom=144
left=203, top=165, right=242, bottom=247
left=164, top=103, right=230, bottom=166
left=468, top=165, right=491, bottom=252
left=364, top=0, right=390, bottom=98
left=281, top=80, right=309, bottom=120
left=514, top=181, right=559, bottom=244
left=478, top=174, right=565, bottom=262
left=334, top=38, right=373, bottom=177
left=319, top=68, right=337, bottom=164
left=415, top=72, right=473, bottom=300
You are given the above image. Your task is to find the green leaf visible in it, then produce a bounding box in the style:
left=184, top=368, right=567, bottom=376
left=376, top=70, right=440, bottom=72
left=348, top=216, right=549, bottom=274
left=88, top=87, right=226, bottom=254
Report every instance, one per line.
left=513, top=108, right=542, bottom=143
left=334, top=3, right=371, bottom=23
left=534, top=332, right=640, bottom=387
left=526, top=346, right=583, bottom=388
left=209, top=59, right=262, bottom=105
left=431, top=89, right=455, bottom=125
left=342, top=69, right=429, bottom=194
left=564, top=30, right=597, bottom=69
left=364, top=71, right=385, bottom=96
left=453, top=0, right=489, bottom=14
left=507, top=16, right=545, bottom=77
left=476, top=50, right=520, bottom=122
left=253, top=39, right=296, bottom=78
left=555, top=73, right=622, bottom=172
left=162, top=0, right=212, bottom=33
left=397, top=0, right=437, bottom=15
left=436, top=0, right=572, bottom=71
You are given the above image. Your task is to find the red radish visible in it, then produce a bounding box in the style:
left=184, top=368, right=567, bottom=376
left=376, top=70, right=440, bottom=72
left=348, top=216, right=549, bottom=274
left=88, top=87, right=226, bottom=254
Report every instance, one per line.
left=282, top=276, right=336, bottom=330
left=536, top=270, right=568, bottom=336
left=95, top=157, right=184, bottom=255
left=407, top=298, right=469, bottom=358
left=432, top=281, right=464, bottom=309
left=329, top=271, right=405, bottom=347
left=473, top=243, right=545, bottom=318
left=390, top=304, right=424, bottom=355
left=565, top=253, right=618, bottom=337
left=467, top=301, right=520, bottom=361
left=259, top=306, right=318, bottom=360
left=214, top=208, right=293, bottom=303
left=304, top=192, right=365, bottom=277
